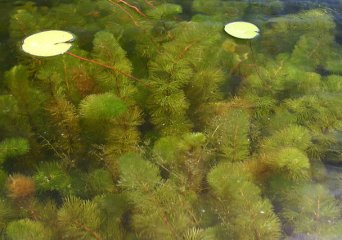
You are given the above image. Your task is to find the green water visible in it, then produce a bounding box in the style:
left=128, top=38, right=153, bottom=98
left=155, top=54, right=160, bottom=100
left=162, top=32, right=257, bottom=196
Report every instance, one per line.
left=0, top=0, right=341, bottom=239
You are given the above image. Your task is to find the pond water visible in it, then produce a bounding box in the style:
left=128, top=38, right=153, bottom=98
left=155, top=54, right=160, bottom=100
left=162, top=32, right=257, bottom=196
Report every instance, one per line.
left=0, top=0, right=341, bottom=240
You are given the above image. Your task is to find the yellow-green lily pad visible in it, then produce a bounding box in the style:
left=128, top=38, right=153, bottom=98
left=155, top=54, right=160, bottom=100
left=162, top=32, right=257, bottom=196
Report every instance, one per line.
left=224, top=21, right=260, bottom=39
left=22, top=30, right=75, bottom=57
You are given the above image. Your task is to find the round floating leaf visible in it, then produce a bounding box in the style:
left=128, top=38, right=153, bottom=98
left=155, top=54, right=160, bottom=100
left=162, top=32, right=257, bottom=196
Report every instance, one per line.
left=224, top=21, right=260, bottom=39
left=22, top=30, right=75, bottom=57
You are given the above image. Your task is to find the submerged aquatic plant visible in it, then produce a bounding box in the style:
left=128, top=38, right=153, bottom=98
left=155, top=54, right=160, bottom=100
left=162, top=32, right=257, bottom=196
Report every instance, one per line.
left=0, top=0, right=341, bottom=239
left=21, top=30, right=144, bottom=84
left=224, top=20, right=265, bottom=86
left=6, top=174, right=35, bottom=200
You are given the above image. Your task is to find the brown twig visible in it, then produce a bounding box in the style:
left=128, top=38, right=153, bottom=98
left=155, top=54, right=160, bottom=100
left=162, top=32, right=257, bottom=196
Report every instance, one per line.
left=74, top=220, right=102, bottom=240
left=117, top=0, right=147, bottom=17
left=144, top=0, right=156, bottom=8
left=179, top=40, right=199, bottom=59
left=108, top=0, right=139, bottom=26
left=65, top=52, right=150, bottom=87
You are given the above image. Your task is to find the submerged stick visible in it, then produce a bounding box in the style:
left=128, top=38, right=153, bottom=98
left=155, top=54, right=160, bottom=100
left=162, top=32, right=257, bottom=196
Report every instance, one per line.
left=108, top=0, right=147, bottom=20
left=118, top=0, right=147, bottom=17
left=248, top=41, right=264, bottom=83
left=144, top=0, right=156, bottom=8
left=108, top=0, right=139, bottom=26
left=65, top=52, right=149, bottom=87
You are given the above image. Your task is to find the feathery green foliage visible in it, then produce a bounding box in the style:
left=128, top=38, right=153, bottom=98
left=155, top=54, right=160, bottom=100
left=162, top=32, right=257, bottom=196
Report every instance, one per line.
left=6, top=219, right=51, bottom=240
left=79, top=92, right=128, bottom=143
left=85, top=169, right=115, bottom=196
left=153, top=132, right=208, bottom=192
left=119, top=153, right=198, bottom=239
left=1, top=0, right=342, bottom=239
left=208, top=162, right=281, bottom=239
left=119, top=153, right=161, bottom=192
left=58, top=196, right=102, bottom=240
left=0, top=198, right=12, bottom=231
left=263, top=147, right=311, bottom=181
left=46, top=98, right=82, bottom=165
left=146, top=3, right=182, bottom=20
left=207, top=109, right=250, bottom=162
left=79, top=93, right=127, bottom=121
left=325, top=75, right=342, bottom=93
left=262, top=125, right=312, bottom=152
left=0, top=138, right=29, bottom=164
left=93, top=193, right=128, bottom=240
left=34, top=162, right=73, bottom=195
left=280, top=184, right=342, bottom=239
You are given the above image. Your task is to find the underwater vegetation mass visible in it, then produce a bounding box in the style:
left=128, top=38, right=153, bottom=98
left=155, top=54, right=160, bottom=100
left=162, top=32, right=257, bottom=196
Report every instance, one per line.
left=0, top=0, right=342, bottom=239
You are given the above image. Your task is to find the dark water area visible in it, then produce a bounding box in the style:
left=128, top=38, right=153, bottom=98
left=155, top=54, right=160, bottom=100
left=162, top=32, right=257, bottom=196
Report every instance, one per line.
left=0, top=0, right=342, bottom=239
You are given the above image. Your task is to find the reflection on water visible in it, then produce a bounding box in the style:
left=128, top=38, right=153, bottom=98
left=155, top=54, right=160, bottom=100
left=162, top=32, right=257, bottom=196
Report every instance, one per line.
left=0, top=0, right=341, bottom=239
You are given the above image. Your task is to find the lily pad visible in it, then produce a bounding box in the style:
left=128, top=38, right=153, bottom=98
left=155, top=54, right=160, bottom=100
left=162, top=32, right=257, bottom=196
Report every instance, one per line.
left=224, top=21, right=260, bottom=39
left=22, top=30, right=75, bottom=57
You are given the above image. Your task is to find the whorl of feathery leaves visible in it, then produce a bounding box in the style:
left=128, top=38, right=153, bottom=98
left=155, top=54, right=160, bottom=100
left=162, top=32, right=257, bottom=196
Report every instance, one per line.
left=207, top=162, right=281, bottom=239
left=85, top=169, right=115, bottom=195
left=183, top=227, right=217, bottom=240
left=153, top=132, right=206, bottom=165
left=192, top=0, right=248, bottom=22
left=93, top=193, right=129, bottom=219
left=263, top=9, right=335, bottom=54
left=0, top=95, right=19, bottom=128
left=118, top=153, right=161, bottom=192
left=153, top=136, right=179, bottom=165
left=208, top=109, right=250, bottom=162
left=263, top=147, right=311, bottom=181
left=262, top=125, right=312, bottom=152
left=280, top=184, right=342, bottom=238
left=57, top=196, right=102, bottom=239
left=5, top=65, right=30, bottom=96
left=79, top=93, right=127, bottom=120
left=207, top=162, right=255, bottom=197
left=33, top=162, right=73, bottom=195
left=152, top=132, right=208, bottom=192
left=146, top=3, right=182, bottom=20
left=92, top=31, right=132, bottom=72
left=0, top=138, right=29, bottom=164
left=129, top=180, right=196, bottom=239
left=6, top=219, right=52, bottom=240
left=325, top=48, right=342, bottom=74
left=284, top=95, right=339, bottom=132
left=92, top=193, right=128, bottom=239
left=324, top=75, right=342, bottom=93
left=0, top=198, right=12, bottom=231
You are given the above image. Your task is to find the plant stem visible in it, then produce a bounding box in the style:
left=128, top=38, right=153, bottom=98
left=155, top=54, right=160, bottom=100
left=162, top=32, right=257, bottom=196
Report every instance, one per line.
left=144, top=0, right=155, bottom=8
left=108, top=0, right=139, bottom=26
left=74, top=220, right=103, bottom=240
left=248, top=41, right=264, bottom=83
left=117, top=0, right=147, bottom=17
left=65, top=52, right=149, bottom=87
